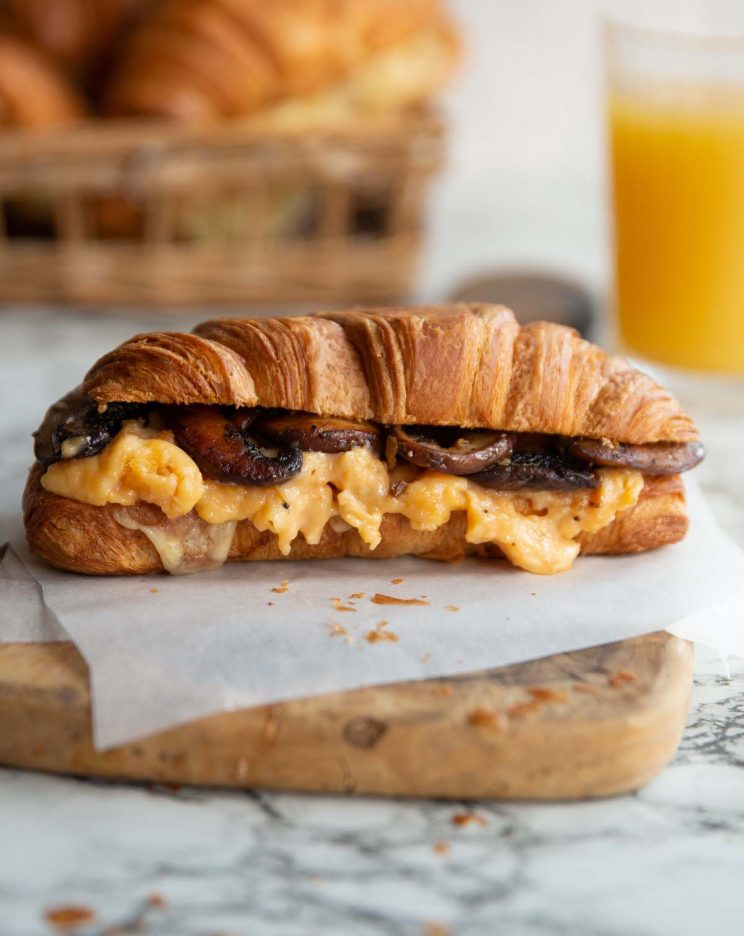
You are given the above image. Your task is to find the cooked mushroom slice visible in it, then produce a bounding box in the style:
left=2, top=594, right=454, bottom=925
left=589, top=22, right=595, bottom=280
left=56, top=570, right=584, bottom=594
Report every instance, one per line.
left=472, top=452, right=599, bottom=491
left=254, top=411, right=383, bottom=455
left=391, top=425, right=514, bottom=475
left=566, top=438, right=706, bottom=475
left=168, top=405, right=302, bottom=486
left=34, top=388, right=145, bottom=467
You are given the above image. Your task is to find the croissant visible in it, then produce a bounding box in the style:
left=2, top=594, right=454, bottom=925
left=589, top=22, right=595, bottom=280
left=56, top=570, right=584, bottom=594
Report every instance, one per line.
left=103, top=0, right=461, bottom=124
left=0, top=35, right=85, bottom=127
left=24, top=305, right=703, bottom=576
left=1, top=0, right=152, bottom=85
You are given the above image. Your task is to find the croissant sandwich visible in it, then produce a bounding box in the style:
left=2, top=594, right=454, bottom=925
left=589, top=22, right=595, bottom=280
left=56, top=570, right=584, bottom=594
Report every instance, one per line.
left=24, top=304, right=704, bottom=577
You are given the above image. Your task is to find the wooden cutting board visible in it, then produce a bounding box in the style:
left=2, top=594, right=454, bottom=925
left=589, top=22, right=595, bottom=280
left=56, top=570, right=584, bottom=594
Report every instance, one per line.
left=0, top=633, right=692, bottom=799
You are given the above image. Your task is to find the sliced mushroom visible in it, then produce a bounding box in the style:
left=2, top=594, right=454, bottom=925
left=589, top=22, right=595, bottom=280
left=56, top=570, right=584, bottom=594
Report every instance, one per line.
left=471, top=452, right=598, bottom=491
left=565, top=437, right=705, bottom=475
left=168, top=405, right=302, bottom=486
left=391, top=425, right=514, bottom=476
left=34, top=388, right=145, bottom=467
left=254, top=411, right=383, bottom=455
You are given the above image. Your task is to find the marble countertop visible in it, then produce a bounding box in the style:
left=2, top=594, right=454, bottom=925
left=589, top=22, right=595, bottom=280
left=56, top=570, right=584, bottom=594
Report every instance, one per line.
left=1, top=309, right=743, bottom=936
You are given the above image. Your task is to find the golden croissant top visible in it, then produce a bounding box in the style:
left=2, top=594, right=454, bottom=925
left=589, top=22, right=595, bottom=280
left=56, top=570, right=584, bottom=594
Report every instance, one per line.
left=82, top=304, right=698, bottom=445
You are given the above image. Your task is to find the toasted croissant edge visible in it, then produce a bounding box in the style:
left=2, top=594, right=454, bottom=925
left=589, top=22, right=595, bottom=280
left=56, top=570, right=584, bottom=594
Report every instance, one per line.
left=23, top=466, right=687, bottom=576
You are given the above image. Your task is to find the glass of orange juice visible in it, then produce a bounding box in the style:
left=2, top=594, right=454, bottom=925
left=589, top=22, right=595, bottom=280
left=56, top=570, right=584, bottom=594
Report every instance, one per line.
left=606, top=12, right=744, bottom=372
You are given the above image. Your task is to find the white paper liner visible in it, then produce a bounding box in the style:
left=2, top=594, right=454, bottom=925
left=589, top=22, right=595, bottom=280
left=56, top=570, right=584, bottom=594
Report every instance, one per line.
left=2, top=480, right=743, bottom=749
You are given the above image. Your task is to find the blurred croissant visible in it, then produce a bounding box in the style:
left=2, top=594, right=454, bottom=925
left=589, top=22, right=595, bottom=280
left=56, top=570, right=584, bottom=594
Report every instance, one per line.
left=104, top=0, right=461, bottom=124
left=0, top=34, right=85, bottom=127
left=0, top=0, right=152, bottom=84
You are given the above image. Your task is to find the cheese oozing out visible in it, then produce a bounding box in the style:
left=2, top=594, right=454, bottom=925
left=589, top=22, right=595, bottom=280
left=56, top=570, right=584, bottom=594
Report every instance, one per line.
left=41, top=424, right=644, bottom=576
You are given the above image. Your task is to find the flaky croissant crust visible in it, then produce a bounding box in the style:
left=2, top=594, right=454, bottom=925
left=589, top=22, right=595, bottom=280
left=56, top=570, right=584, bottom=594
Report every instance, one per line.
left=82, top=304, right=699, bottom=445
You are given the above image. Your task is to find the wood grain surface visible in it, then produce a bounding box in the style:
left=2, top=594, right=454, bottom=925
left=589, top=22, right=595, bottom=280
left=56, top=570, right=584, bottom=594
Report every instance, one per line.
left=0, top=633, right=693, bottom=800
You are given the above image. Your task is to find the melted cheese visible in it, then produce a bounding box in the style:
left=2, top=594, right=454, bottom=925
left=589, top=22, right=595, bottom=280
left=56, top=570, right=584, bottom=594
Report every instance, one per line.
left=41, top=425, right=644, bottom=575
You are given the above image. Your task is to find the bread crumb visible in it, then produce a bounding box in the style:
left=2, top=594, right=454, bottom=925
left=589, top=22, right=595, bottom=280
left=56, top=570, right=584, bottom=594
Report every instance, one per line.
left=147, top=893, right=167, bottom=908
left=372, top=593, right=429, bottom=606
left=149, top=587, right=158, bottom=594
left=44, top=906, right=96, bottom=930
left=443, top=604, right=460, bottom=612
left=433, top=840, right=451, bottom=856
left=391, top=577, right=405, bottom=585
left=573, top=682, right=600, bottom=695
left=423, top=923, right=451, bottom=936
left=365, top=621, right=399, bottom=643
left=329, top=624, right=349, bottom=638
left=451, top=811, right=488, bottom=828
left=609, top=669, right=637, bottom=687
left=349, top=592, right=365, bottom=599
left=432, top=684, right=453, bottom=697
left=506, top=699, right=543, bottom=718
left=467, top=706, right=507, bottom=730
left=332, top=598, right=357, bottom=612
left=528, top=687, right=569, bottom=703
left=271, top=580, right=289, bottom=594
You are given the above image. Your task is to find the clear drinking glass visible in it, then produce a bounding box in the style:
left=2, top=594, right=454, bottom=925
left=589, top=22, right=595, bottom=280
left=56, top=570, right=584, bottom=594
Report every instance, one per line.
left=606, top=5, right=744, bottom=372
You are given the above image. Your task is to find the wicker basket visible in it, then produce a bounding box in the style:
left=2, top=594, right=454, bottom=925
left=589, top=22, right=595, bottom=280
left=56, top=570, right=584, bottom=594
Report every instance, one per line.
left=0, top=110, right=444, bottom=308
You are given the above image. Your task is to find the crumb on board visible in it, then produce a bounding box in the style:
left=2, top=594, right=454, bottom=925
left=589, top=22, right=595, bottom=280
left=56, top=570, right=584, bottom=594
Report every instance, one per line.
left=467, top=706, right=507, bottom=730
left=365, top=621, right=399, bottom=643
left=371, top=593, right=429, bottom=606
left=147, top=894, right=167, bottom=909
left=451, top=811, right=488, bottom=828
left=391, top=577, right=405, bottom=585
left=329, top=624, right=349, bottom=638
left=573, top=682, right=600, bottom=695
left=528, top=687, right=569, bottom=703
left=44, top=906, right=96, bottom=930
left=443, top=604, right=460, bottom=612
left=506, top=699, right=543, bottom=718
left=271, top=580, right=289, bottom=594
left=432, top=684, right=454, bottom=698
left=349, top=592, right=365, bottom=600
left=149, top=587, right=158, bottom=593
left=433, top=840, right=451, bottom=856
left=609, top=669, right=637, bottom=687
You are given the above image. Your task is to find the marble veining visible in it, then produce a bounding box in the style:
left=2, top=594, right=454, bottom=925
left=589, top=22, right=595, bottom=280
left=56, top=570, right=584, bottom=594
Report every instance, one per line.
left=1, top=310, right=744, bottom=936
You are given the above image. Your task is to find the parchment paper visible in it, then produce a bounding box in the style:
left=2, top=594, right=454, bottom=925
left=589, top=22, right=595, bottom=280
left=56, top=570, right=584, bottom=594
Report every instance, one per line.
left=2, top=481, right=743, bottom=749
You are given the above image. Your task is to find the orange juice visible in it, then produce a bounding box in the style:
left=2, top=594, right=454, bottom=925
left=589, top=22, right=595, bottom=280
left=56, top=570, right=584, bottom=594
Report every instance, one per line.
left=611, top=86, right=744, bottom=371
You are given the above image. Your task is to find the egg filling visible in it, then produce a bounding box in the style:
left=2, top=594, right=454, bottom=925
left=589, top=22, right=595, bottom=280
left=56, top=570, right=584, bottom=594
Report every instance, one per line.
left=41, top=424, right=644, bottom=575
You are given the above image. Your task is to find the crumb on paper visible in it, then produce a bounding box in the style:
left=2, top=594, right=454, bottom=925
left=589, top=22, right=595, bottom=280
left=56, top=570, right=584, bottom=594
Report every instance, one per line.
left=391, top=577, right=405, bottom=585
left=329, top=624, right=349, bottom=639
left=420, top=652, right=432, bottom=664
left=44, top=906, right=96, bottom=930
left=609, top=669, right=637, bottom=687
left=349, top=592, right=365, bottom=600
left=573, top=682, right=600, bottom=695
left=506, top=699, right=543, bottom=718
left=371, top=593, right=429, bottom=606
left=271, top=579, right=289, bottom=594
left=423, top=923, right=451, bottom=936
left=433, top=840, right=451, bottom=856
left=451, top=811, right=488, bottom=828
left=444, top=604, right=460, bottom=613
left=365, top=621, right=399, bottom=643
left=467, top=706, right=507, bottom=730
left=332, top=598, right=357, bottom=612
left=149, top=587, right=158, bottom=594
left=528, top=687, right=569, bottom=703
